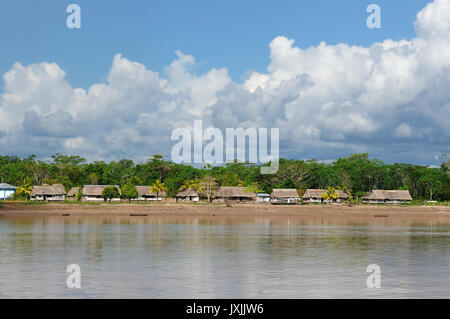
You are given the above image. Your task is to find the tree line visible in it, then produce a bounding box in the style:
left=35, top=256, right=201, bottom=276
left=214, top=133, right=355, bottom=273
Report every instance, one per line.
left=0, top=153, right=449, bottom=201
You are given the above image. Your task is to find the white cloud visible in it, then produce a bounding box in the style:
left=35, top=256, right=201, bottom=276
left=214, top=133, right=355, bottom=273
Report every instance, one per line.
left=0, top=0, right=450, bottom=164
left=394, top=123, right=414, bottom=138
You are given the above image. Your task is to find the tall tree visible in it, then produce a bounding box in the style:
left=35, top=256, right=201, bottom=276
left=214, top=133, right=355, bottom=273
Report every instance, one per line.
left=121, top=180, right=139, bottom=203
left=199, top=175, right=218, bottom=203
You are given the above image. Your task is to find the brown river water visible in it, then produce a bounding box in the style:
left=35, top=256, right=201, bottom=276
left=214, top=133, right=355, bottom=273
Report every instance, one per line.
left=0, top=215, right=449, bottom=298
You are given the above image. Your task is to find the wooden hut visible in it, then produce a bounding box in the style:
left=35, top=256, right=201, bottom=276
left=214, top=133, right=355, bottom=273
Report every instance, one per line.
left=362, top=190, right=412, bottom=204
left=176, top=188, right=199, bottom=202
left=135, top=186, right=166, bottom=201
left=213, top=186, right=255, bottom=203
left=30, top=184, right=66, bottom=202
left=270, top=189, right=300, bottom=204
left=82, top=185, right=121, bottom=202
left=302, top=189, right=348, bottom=204
left=67, top=187, right=80, bottom=201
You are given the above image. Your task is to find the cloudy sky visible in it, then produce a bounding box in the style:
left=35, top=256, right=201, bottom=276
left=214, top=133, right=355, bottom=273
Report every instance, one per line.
left=0, top=0, right=449, bottom=165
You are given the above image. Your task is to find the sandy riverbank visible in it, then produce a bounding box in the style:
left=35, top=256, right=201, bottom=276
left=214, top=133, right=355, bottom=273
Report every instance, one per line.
left=1, top=202, right=449, bottom=221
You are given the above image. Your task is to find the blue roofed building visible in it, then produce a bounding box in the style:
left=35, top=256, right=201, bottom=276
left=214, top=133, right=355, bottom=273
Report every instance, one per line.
left=0, top=183, right=17, bottom=200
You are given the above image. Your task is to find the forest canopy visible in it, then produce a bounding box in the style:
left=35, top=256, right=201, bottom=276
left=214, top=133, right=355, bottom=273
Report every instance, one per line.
left=0, top=153, right=449, bottom=201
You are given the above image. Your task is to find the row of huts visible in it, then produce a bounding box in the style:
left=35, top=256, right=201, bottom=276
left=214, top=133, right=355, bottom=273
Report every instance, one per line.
left=27, top=184, right=413, bottom=204
left=31, top=185, right=165, bottom=202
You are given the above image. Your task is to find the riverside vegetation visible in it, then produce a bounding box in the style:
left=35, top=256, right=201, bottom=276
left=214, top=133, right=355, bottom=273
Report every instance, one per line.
left=0, top=153, right=449, bottom=203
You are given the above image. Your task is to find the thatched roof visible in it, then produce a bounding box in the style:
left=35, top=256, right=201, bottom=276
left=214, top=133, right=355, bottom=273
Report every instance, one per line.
left=0, top=183, right=17, bottom=190
left=176, top=188, right=199, bottom=198
left=215, top=186, right=255, bottom=198
left=31, top=184, right=66, bottom=196
left=67, top=187, right=80, bottom=197
left=362, top=190, right=412, bottom=201
left=135, top=186, right=166, bottom=197
left=303, top=189, right=349, bottom=199
left=82, top=185, right=121, bottom=196
left=271, top=189, right=299, bottom=198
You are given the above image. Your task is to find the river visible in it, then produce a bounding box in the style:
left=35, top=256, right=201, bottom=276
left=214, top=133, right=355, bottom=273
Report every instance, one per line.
left=0, top=215, right=448, bottom=298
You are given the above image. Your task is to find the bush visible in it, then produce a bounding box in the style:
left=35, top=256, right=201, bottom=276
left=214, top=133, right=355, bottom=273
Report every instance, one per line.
left=102, top=187, right=120, bottom=202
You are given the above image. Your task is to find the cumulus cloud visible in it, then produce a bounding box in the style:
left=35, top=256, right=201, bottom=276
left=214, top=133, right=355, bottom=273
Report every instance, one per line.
left=0, top=0, right=450, bottom=164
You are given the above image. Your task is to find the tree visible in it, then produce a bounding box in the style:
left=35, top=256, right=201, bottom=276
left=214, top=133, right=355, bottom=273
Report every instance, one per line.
left=442, top=158, right=450, bottom=175
left=149, top=180, right=168, bottom=201
left=321, top=187, right=340, bottom=202
left=87, top=173, right=99, bottom=185
left=121, top=180, right=139, bottom=203
left=28, top=161, right=50, bottom=185
left=221, top=172, right=244, bottom=187
left=339, top=186, right=353, bottom=203
left=15, top=178, right=33, bottom=200
left=75, top=188, right=83, bottom=201
left=102, top=187, right=120, bottom=202
left=244, top=182, right=263, bottom=194
left=419, top=169, right=444, bottom=201
left=179, top=178, right=203, bottom=192
left=272, top=159, right=311, bottom=188
left=199, top=175, right=218, bottom=202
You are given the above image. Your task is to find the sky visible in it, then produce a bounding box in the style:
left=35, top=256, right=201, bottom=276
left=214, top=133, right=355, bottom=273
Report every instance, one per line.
left=0, top=0, right=449, bottom=166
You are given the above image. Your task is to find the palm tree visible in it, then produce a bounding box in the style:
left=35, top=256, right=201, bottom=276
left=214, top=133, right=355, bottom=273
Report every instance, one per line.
left=149, top=180, right=168, bottom=201
left=179, top=178, right=203, bottom=193
left=321, top=187, right=339, bottom=202
left=339, top=186, right=353, bottom=203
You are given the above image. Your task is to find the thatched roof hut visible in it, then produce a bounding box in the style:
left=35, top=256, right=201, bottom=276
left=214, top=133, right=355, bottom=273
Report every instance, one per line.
left=303, top=189, right=349, bottom=199
left=214, top=186, right=255, bottom=202
left=302, top=189, right=349, bottom=203
left=176, top=188, right=199, bottom=202
left=82, top=185, right=121, bottom=196
left=135, top=186, right=166, bottom=197
left=271, top=189, right=299, bottom=198
left=176, top=188, right=199, bottom=198
left=30, top=184, right=66, bottom=201
left=270, top=188, right=300, bottom=204
left=362, top=190, right=412, bottom=203
left=67, top=187, right=80, bottom=198
left=31, top=184, right=66, bottom=197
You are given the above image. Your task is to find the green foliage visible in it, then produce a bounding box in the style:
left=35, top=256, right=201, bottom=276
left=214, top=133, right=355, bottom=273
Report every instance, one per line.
left=149, top=180, right=168, bottom=200
left=75, top=188, right=83, bottom=201
left=321, top=187, right=340, bottom=201
left=102, top=187, right=120, bottom=202
left=0, top=153, right=449, bottom=202
left=121, top=180, right=139, bottom=202
left=179, top=178, right=203, bottom=192
left=14, top=178, right=33, bottom=200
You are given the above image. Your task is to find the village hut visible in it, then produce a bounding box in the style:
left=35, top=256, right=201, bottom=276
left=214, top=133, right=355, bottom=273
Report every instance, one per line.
left=82, top=185, right=121, bottom=202
left=302, top=189, right=349, bottom=204
left=176, top=188, right=200, bottom=202
left=213, top=186, right=255, bottom=203
left=362, top=190, right=412, bottom=204
left=30, top=184, right=66, bottom=202
left=67, top=187, right=80, bottom=201
left=135, top=186, right=166, bottom=201
left=0, top=183, right=18, bottom=200
left=270, top=189, right=300, bottom=204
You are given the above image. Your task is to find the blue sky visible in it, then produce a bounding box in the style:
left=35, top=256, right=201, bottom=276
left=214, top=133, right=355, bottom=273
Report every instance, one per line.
left=0, top=0, right=449, bottom=166
left=0, top=0, right=431, bottom=89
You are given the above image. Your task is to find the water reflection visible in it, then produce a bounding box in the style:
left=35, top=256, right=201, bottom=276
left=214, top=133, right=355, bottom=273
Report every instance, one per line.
left=0, top=216, right=449, bottom=298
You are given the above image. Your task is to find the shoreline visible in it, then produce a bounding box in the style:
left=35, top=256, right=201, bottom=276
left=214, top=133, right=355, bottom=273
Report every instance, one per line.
left=1, top=202, right=450, bottom=221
